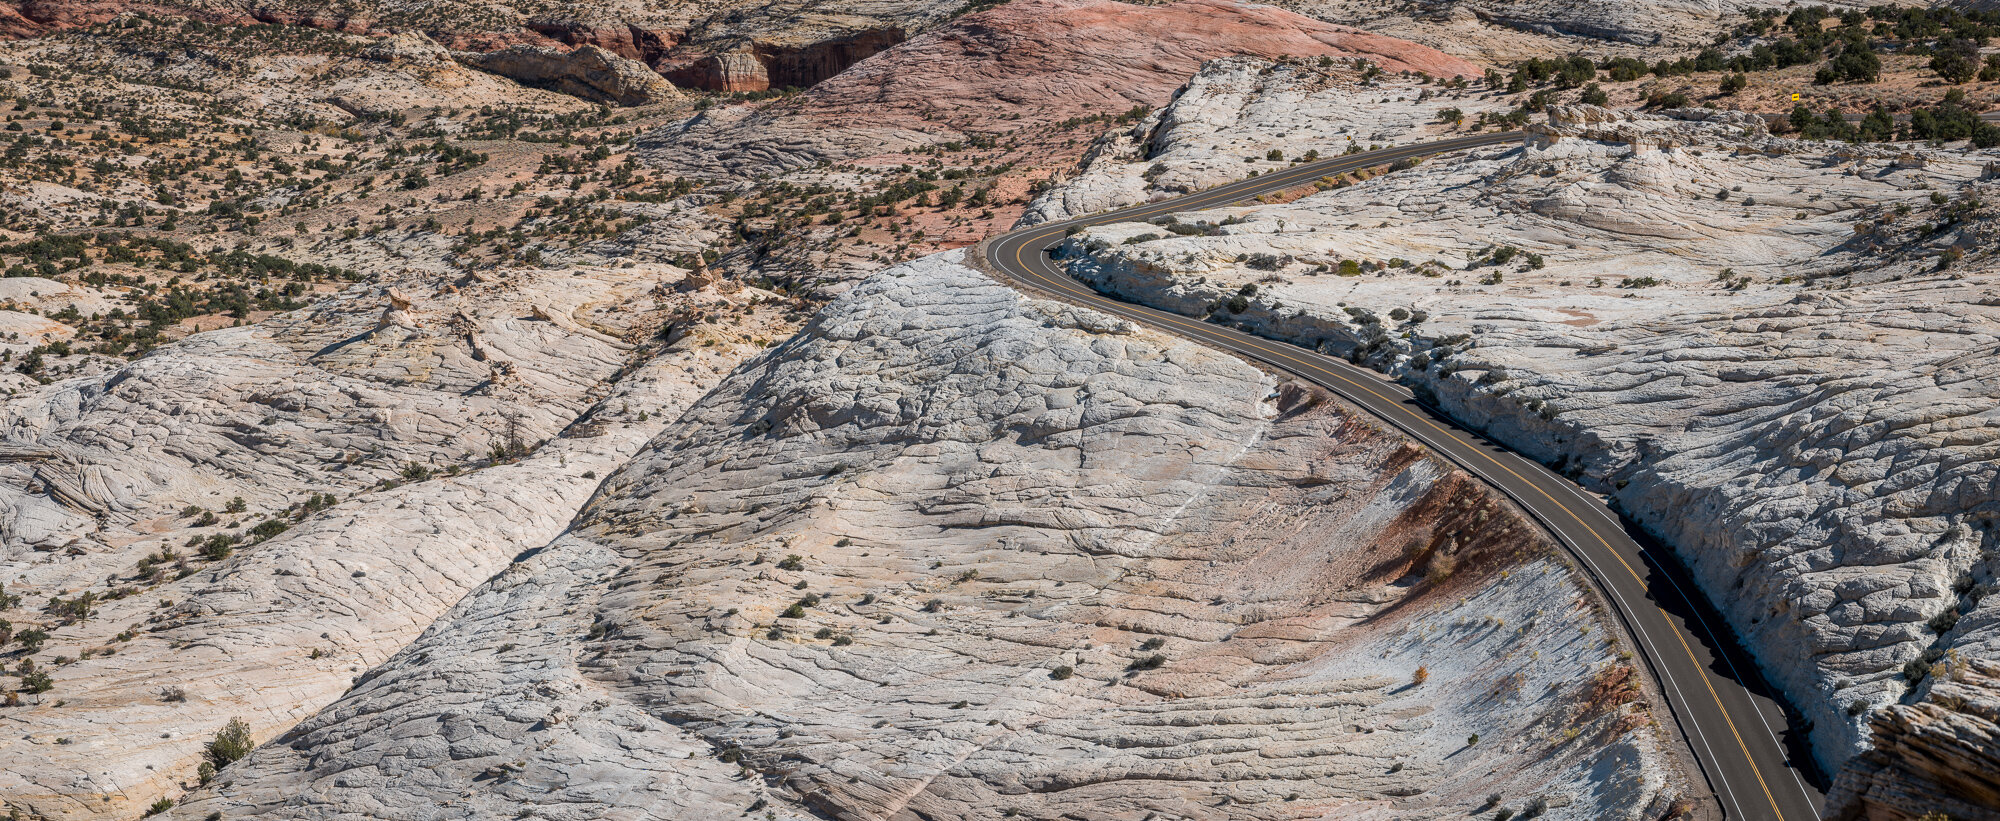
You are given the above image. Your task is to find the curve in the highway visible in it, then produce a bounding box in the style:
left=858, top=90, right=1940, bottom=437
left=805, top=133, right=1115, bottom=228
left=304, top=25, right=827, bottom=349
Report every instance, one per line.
left=977, top=132, right=1825, bottom=821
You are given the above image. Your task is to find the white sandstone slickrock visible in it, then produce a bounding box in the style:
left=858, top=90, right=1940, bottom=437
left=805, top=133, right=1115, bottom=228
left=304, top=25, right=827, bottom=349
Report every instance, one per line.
left=168, top=253, right=1688, bottom=820
left=0, top=263, right=781, bottom=820
left=1023, top=58, right=1511, bottom=225
left=1042, top=83, right=2000, bottom=817
left=8, top=31, right=599, bottom=128
left=1271, top=0, right=1873, bottom=53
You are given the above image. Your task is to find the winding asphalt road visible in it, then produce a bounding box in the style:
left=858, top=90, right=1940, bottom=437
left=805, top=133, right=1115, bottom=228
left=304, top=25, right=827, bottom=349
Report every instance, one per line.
left=977, top=133, right=1825, bottom=820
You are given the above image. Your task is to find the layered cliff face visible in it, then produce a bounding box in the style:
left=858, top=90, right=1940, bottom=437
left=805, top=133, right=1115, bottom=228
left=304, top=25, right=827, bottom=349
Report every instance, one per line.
left=0, top=265, right=789, bottom=819
left=1039, top=78, right=2000, bottom=817
left=154, top=252, right=1688, bottom=820
left=1835, top=657, right=2000, bottom=821
left=659, top=22, right=913, bottom=91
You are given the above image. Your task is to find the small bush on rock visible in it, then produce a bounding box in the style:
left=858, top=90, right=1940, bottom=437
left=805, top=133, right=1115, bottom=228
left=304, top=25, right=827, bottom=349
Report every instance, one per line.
left=206, top=717, right=255, bottom=768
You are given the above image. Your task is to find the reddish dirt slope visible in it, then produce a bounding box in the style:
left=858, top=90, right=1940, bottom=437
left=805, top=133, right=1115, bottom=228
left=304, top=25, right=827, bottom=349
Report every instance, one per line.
left=643, top=0, right=1483, bottom=178
left=806, top=0, right=1482, bottom=132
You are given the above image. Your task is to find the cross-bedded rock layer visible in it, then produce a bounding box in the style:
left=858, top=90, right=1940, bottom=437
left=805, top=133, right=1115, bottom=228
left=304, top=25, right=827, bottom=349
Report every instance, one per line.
left=1043, top=79, right=2000, bottom=818
left=639, top=0, right=1482, bottom=179
left=165, top=254, right=1687, bottom=820
left=0, top=265, right=783, bottom=819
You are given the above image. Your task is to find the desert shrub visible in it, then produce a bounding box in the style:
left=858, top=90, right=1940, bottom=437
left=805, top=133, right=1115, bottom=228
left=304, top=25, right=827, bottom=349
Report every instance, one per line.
left=1599, top=57, right=1648, bottom=82
left=206, top=718, right=254, bottom=768
left=1646, top=90, right=1691, bottom=109
left=1817, top=43, right=1881, bottom=84
left=1930, top=609, right=1960, bottom=633
left=1933, top=38, right=1981, bottom=83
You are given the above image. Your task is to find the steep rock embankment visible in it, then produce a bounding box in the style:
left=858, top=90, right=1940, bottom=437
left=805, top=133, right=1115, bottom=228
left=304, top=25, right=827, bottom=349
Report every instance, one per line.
left=1833, top=657, right=2000, bottom=821
left=638, top=0, right=1482, bottom=178
left=1044, top=95, right=2000, bottom=818
left=166, top=253, right=1689, bottom=820
left=660, top=26, right=910, bottom=91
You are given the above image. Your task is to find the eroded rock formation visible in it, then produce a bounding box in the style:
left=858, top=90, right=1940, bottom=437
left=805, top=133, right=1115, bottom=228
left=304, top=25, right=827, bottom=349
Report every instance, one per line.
left=1833, top=658, right=2000, bottom=820
left=466, top=43, right=678, bottom=106
left=163, top=253, right=1690, bottom=820
left=641, top=0, right=1483, bottom=177
left=1038, top=84, right=2000, bottom=818
left=0, top=265, right=783, bottom=820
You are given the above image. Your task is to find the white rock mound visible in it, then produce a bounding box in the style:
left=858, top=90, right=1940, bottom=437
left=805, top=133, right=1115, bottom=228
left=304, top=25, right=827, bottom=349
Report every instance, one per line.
left=166, top=253, right=1689, bottom=821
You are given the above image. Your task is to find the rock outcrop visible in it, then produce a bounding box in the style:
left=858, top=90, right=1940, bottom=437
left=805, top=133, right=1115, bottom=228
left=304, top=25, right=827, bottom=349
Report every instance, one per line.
left=1023, top=56, right=1511, bottom=224
left=0, top=265, right=784, bottom=820
left=1525, top=103, right=1770, bottom=149
left=659, top=48, right=768, bottom=92
left=640, top=0, right=1482, bottom=178
left=525, top=18, right=680, bottom=64
left=465, top=43, right=678, bottom=106
left=0, top=0, right=937, bottom=88
left=660, top=28, right=907, bottom=91
left=1832, top=658, right=2000, bottom=820
left=161, top=252, right=1690, bottom=820
left=1042, top=93, right=2000, bottom=817
left=359, top=29, right=454, bottom=67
